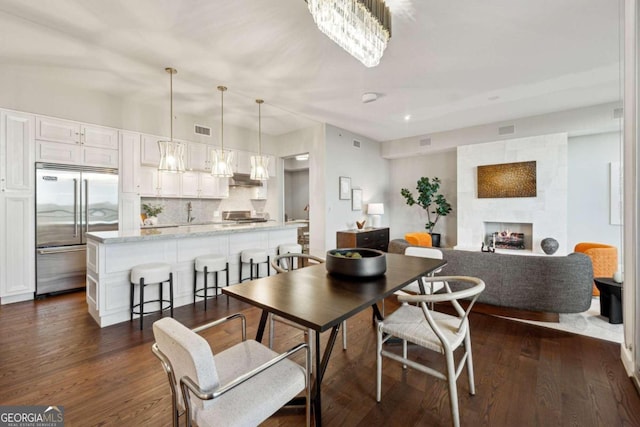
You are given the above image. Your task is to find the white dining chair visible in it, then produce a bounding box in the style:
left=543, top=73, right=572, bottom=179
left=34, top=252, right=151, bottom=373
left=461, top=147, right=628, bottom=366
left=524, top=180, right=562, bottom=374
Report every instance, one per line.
left=152, top=315, right=310, bottom=427
left=377, top=276, right=485, bottom=427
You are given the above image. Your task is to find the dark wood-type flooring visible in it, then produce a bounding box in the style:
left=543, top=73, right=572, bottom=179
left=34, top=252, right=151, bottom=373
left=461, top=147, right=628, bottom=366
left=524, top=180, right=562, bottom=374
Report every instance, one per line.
left=1, top=291, right=639, bottom=426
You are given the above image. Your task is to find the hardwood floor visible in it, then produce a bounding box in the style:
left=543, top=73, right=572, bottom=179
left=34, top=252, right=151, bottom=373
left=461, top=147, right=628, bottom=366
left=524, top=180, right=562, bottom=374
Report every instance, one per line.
left=1, top=291, right=638, bottom=426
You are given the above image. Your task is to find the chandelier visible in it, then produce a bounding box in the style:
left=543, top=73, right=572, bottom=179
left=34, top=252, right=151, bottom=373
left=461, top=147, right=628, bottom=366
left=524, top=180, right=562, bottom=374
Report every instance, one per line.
left=211, top=86, right=235, bottom=177
left=307, top=0, right=392, bottom=68
left=158, top=67, right=186, bottom=173
left=250, top=99, right=269, bottom=181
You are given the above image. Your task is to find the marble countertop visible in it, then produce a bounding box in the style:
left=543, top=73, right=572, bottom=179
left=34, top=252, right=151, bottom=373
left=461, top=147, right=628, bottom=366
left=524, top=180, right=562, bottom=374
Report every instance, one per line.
left=86, top=221, right=302, bottom=244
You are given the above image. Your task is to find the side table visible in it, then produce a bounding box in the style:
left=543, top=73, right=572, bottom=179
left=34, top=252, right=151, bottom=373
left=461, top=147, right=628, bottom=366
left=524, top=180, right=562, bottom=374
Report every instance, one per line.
left=593, top=277, right=623, bottom=324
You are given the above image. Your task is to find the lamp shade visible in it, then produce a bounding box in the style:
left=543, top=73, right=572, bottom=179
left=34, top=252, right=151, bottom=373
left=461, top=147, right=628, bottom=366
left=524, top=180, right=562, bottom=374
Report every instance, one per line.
left=368, top=203, right=384, bottom=215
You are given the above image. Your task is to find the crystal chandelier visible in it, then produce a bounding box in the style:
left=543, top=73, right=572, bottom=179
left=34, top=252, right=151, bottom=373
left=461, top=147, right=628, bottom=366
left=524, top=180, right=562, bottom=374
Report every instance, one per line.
left=250, top=99, right=269, bottom=181
left=307, top=0, right=392, bottom=68
left=158, top=67, right=186, bottom=172
left=211, top=86, right=235, bottom=177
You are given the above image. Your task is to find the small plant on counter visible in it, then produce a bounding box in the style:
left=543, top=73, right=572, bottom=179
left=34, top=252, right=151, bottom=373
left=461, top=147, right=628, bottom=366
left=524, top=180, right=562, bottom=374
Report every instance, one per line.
left=142, top=203, right=163, bottom=217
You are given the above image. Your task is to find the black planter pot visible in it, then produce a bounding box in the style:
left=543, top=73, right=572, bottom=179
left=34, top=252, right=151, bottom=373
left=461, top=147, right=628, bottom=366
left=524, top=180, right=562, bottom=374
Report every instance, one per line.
left=429, top=233, right=441, bottom=248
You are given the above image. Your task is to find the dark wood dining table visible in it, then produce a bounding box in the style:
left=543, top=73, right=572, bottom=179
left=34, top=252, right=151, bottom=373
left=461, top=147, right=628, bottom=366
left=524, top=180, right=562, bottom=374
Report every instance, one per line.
left=223, top=252, right=446, bottom=425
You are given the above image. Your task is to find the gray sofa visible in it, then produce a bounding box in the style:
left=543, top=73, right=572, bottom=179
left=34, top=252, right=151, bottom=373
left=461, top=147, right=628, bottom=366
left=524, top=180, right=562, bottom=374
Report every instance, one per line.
left=388, top=239, right=593, bottom=313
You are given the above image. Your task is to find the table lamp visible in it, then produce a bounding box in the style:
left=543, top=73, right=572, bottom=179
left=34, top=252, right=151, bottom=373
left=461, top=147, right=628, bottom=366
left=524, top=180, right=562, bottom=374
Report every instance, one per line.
left=368, top=203, right=384, bottom=228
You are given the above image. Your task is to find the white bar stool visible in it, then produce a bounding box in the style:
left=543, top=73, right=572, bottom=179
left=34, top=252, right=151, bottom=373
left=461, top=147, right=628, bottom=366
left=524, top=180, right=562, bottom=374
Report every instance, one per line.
left=277, top=243, right=303, bottom=270
left=193, top=254, right=229, bottom=309
left=239, top=249, right=270, bottom=282
left=130, top=262, right=173, bottom=330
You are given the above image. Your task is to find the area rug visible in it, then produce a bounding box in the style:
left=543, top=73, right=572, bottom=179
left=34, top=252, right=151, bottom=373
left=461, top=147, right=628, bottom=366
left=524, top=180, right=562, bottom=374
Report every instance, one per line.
left=502, top=297, right=624, bottom=343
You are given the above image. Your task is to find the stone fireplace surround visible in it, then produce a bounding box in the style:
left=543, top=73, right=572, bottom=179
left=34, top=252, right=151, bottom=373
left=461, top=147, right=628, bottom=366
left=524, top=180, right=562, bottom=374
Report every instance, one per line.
left=455, top=133, right=568, bottom=255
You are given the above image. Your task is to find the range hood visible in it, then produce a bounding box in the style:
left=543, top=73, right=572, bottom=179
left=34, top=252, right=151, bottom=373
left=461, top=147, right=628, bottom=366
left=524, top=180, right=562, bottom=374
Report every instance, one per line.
left=229, top=173, right=263, bottom=187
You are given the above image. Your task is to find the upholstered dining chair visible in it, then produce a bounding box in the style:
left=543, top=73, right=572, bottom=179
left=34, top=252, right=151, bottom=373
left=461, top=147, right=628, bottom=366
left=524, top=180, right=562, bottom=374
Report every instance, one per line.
left=152, top=315, right=310, bottom=427
left=269, top=253, right=348, bottom=365
left=377, top=276, right=485, bottom=427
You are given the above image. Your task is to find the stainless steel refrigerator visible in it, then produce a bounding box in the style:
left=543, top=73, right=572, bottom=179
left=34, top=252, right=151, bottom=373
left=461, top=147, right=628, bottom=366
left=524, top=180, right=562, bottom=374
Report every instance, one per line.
left=35, top=162, right=118, bottom=295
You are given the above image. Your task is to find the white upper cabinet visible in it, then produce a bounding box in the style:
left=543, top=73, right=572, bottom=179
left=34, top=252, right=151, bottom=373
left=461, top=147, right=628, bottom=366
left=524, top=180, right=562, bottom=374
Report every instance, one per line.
left=199, top=175, right=229, bottom=199
left=187, top=142, right=212, bottom=172
left=140, top=134, right=163, bottom=166
left=35, top=116, right=118, bottom=168
left=119, top=131, right=141, bottom=194
left=139, top=167, right=159, bottom=197
left=1, top=111, right=34, bottom=192
left=234, top=149, right=252, bottom=175
left=180, top=172, right=200, bottom=198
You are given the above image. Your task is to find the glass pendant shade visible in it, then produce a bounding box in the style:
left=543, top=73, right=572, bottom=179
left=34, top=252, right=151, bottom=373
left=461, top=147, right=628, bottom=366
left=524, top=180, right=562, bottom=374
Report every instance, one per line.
left=307, top=0, right=391, bottom=68
left=250, top=98, right=269, bottom=181
left=211, top=148, right=235, bottom=177
left=158, top=67, right=185, bottom=172
left=158, top=140, right=186, bottom=173
left=250, top=155, right=270, bottom=180
left=212, top=85, right=234, bottom=177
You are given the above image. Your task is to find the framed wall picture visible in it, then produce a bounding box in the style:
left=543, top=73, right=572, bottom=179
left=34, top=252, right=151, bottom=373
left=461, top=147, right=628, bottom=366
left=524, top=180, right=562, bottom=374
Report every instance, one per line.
left=339, top=176, right=351, bottom=200
left=351, top=188, right=362, bottom=210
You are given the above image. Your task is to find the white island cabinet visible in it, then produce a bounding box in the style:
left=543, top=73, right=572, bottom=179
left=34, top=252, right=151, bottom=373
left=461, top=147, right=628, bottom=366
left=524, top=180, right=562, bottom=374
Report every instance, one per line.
left=85, top=222, right=300, bottom=327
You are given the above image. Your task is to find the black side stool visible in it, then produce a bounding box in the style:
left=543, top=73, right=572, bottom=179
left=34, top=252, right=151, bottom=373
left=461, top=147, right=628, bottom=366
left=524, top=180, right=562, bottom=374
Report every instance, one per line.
left=194, top=254, right=229, bottom=309
left=130, top=262, right=174, bottom=330
left=594, top=277, right=623, bottom=324
left=239, top=249, right=270, bottom=282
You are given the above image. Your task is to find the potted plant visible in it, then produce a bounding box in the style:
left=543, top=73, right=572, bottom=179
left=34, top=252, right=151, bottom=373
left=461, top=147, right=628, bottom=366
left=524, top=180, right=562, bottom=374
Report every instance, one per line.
left=141, top=203, right=163, bottom=226
left=401, top=177, right=452, bottom=247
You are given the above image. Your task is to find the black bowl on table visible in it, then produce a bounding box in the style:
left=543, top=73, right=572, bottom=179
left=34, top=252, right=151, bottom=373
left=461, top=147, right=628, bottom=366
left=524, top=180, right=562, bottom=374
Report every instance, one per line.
left=325, top=248, right=387, bottom=278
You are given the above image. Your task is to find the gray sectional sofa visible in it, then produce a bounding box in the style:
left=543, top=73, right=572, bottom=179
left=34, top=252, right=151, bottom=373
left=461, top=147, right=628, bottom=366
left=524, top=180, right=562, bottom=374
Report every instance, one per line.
left=388, top=239, right=593, bottom=313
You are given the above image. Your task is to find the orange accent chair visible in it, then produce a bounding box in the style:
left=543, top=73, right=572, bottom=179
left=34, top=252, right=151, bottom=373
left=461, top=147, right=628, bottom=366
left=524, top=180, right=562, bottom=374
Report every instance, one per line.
left=574, top=242, right=618, bottom=296
left=404, top=232, right=432, bottom=247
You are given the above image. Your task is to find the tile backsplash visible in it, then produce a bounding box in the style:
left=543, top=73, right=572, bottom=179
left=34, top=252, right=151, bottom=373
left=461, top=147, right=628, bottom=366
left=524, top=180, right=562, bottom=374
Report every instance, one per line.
left=142, top=187, right=268, bottom=225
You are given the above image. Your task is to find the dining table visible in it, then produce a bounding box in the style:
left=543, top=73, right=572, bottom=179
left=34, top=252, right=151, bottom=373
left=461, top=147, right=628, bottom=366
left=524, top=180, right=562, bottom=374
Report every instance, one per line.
left=222, top=252, right=447, bottom=425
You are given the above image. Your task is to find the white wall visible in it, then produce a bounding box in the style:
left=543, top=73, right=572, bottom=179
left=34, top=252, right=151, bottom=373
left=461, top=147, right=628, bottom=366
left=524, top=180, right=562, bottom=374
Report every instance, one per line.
left=456, top=133, right=568, bottom=255
left=323, top=124, right=390, bottom=251
left=568, top=132, right=623, bottom=251
left=388, top=150, right=457, bottom=246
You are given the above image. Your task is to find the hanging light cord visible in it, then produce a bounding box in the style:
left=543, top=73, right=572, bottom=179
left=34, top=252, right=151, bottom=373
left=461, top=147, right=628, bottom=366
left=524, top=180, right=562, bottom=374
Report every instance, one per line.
left=257, top=99, right=264, bottom=155
left=169, top=71, right=173, bottom=142
left=218, top=86, right=227, bottom=152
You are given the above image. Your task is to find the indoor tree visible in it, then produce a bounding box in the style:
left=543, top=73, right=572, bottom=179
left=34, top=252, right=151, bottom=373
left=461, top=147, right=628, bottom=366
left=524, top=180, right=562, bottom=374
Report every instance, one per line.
left=401, top=177, right=452, bottom=234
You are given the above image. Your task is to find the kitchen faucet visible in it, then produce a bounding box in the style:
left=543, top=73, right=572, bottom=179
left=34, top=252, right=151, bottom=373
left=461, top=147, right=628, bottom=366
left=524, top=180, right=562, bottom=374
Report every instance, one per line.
left=187, top=202, right=195, bottom=223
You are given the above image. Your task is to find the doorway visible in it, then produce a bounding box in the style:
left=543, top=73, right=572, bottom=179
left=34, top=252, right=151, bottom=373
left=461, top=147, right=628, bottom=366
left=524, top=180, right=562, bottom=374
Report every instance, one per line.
left=283, top=153, right=310, bottom=252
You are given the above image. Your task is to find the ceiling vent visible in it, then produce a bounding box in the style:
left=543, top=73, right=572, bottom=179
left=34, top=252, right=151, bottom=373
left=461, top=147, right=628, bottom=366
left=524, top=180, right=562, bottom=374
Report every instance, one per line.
left=613, top=108, right=623, bottom=119
left=419, top=137, right=431, bottom=146
left=194, top=124, right=211, bottom=137
left=353, top=139, right=361, bottom=148
left=498, top=125, right=515, bottom=135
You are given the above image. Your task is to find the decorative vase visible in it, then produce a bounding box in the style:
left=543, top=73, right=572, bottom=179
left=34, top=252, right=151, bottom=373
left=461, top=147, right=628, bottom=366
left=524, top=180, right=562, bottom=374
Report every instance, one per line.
left=144, top=216, right=158, bottom=226
left=613, top=270, right=623, bottom=283
left=540, top=237, right=559, bottom=255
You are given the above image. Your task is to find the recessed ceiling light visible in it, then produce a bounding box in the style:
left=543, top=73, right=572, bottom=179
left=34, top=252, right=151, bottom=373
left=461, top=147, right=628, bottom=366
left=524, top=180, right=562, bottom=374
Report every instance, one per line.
left=404, top=114, right=411, bottom=121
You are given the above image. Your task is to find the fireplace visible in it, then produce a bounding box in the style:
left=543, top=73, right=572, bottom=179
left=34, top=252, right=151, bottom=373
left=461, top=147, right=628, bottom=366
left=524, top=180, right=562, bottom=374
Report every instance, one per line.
left=484, top=222, right=533, bottom=251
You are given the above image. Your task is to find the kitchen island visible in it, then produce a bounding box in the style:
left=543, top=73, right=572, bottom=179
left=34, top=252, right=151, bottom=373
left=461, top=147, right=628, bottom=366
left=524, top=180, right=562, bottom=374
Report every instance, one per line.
left=85, top=222, right=301, bottom=327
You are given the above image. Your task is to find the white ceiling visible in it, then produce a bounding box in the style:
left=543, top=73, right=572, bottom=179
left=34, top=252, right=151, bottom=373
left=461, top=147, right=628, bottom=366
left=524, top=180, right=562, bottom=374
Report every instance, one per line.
left=0, top=0, right=622, bottom=141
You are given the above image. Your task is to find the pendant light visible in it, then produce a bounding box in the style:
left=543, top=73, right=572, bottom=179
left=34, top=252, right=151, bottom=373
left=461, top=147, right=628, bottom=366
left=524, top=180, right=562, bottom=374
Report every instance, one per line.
left=250, top=99, right=270, bottom=181
left=157, top=67, right=185, bottom=173
left=211, top=86, right=235, bottom=177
